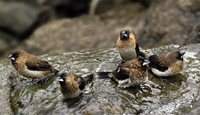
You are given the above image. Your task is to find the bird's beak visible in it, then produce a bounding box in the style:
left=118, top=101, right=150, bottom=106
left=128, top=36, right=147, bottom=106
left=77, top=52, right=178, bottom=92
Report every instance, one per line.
left=143, top=60, right=150, bottom=66
left=58, top=78, right=64, bottom=82
left=8, top=54, right=15, bottom=61
left=123, top=34, right=128, bottom=38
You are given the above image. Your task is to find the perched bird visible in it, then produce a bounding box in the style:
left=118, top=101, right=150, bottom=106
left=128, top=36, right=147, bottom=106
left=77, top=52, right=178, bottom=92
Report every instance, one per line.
left=116, top=30, right=145, bottom=61
left=149, top=51, right=185, bottom=77
left=109, top=56, right=150, bottom=88
left=8, top=49, right=58, bottom=79
left=58, top=73, right=93, bottom=99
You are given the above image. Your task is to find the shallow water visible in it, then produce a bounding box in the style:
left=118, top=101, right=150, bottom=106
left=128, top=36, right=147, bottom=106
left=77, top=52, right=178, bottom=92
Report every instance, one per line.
left=4, top=44, right=200, bottom=114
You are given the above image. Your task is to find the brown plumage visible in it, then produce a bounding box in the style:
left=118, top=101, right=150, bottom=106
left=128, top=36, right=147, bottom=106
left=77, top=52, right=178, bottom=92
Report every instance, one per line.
left=149, top=51, right=185, bottom=77
left=116, top=30, right=137, bottom=48
left=58, top=73, right=93, bottom=99
left=109, top=56, right=150, bottom=88
left=9, top=49, right=58, bottom=79
left=116, top=30, right=145, bottom=61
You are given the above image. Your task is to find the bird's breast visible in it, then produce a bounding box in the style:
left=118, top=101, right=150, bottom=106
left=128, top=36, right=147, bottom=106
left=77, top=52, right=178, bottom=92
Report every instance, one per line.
left=118, top=48, right=137, bottom=61
left=61, top=88, right=81, bottom=99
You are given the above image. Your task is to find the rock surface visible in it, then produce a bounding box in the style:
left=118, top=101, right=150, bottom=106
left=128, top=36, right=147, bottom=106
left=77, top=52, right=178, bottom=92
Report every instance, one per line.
left=23, top=16, right=121, bottom=54
left=134, top=0, right=200, bottom=47
left=0, top=60, right=14, bottom=115
left=1, top=0, right=200, bottom=57
left=0, top=32, right=17, bottom=56
left=184, top=22, right=200, bottom=45
left=0, top=1, right=40, bottom=37
left=0, top=43, right=200, bottom=114
left=22, top=0, right=200, bottom=55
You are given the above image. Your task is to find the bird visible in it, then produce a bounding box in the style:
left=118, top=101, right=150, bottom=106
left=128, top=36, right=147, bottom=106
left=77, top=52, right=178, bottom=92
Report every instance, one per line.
left=58, top=73, right=93, bottom=99
left=8, top=49, right=58, bottom=79
left=149, top=51, right=185, bottom=77
left=109, top=56, right=150, bottom=88
left=116, top=30, right=145, bottom=61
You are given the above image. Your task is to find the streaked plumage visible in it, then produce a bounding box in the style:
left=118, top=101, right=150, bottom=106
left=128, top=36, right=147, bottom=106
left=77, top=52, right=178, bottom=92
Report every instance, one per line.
left=9, top=49, right=58, bottom=79
left=58, top=73, right=93, bottom=99
left=109, top=56, right=150, bottom=88
left=116, top=30, right=145, bottom=61
left=149, top=51, right=185, bottom=77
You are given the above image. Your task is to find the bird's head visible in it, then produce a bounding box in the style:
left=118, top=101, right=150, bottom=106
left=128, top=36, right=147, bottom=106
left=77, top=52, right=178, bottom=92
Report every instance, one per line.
left=178, top=51, right=185, bottom=60
left=138, top=56, right=150, bottom=68
left=168, top=51, right=185, bottom=60
left=58, top=73, right=66, bottom=86
left=120, top=30, right=130, bottom=40
left=8, top=49, right=26, bottom=63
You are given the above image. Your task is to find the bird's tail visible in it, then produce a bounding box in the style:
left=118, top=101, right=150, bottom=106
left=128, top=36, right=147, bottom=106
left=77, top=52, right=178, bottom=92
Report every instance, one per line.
left=53, top=69, right=59, bottom=75
left=96, top=72, right=112, bottom=79
left=82, top=73, right=94, bottom=84
left=95, top=71, right=126, bottom=82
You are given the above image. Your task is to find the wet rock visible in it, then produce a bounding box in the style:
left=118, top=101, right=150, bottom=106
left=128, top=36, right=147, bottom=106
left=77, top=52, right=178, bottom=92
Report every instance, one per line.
left=0, top=43, right=200, bottom=114
left=0, top=60, right=14, bottom=115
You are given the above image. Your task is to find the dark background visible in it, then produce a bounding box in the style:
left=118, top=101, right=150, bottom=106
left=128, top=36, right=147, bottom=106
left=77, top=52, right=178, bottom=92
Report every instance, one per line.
left=0, top=0, right=200, bottom=57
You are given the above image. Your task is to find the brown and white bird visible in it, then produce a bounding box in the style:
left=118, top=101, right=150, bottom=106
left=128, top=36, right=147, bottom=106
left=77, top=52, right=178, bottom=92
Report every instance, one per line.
left=149, top=51, right=185, bottom=77
left=8, top=49, right=58, bottom=79
left=109, top=56, right=150, bottom=88
left=116, top=30, right=145, bottom=61
left=58, top=73, right=93, bottom=99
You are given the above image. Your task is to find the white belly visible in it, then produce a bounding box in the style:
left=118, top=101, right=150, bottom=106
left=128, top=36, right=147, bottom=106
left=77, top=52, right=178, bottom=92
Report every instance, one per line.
left=19, top=69, right=47, bottom=79
left=118, top=48, right=137, bottom=61
left=151, top=68, right=174, bottom=77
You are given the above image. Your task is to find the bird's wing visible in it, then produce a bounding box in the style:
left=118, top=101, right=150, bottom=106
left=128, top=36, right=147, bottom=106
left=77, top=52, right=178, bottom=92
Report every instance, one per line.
left=77, top=77, right=86, bottom=90
left=135, top=43, right=145, bottom=57
left=111, top=67, right=130, bottom=80
left=121, top=60, right=133, bottom=68
left=149, top=54, right=169, bottom=71
left=25, top=57, right=52, bottom=71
